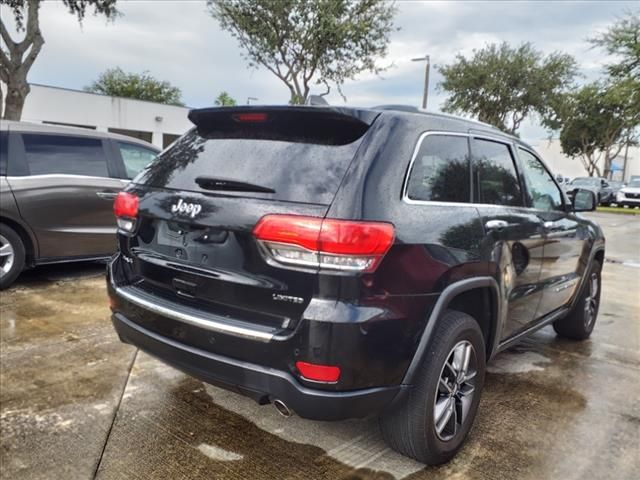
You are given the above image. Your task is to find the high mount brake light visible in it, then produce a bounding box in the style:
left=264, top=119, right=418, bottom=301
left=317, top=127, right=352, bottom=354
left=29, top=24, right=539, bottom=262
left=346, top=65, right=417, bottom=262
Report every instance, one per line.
left=232, top=112, right=268, bottom=123
left=113, top=192, right=139, bottom=232
left=253, top=215, right=395, bottom=273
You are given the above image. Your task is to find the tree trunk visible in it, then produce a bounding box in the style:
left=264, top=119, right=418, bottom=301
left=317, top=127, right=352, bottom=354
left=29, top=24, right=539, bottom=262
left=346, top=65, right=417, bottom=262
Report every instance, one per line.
left=3, top=80, right=30, bottom=120
left=0, top=0, right=44, bottom=120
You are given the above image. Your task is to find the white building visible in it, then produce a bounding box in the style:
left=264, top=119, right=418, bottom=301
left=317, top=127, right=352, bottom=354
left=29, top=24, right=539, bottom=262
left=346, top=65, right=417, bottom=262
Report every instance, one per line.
left=19, top=83, right=193, bottom=149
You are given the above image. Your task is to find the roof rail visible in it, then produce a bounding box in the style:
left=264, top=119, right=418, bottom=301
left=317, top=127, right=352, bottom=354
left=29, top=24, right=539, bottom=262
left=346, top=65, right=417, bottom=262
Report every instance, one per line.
left=371, top=104, right=502, bottom=131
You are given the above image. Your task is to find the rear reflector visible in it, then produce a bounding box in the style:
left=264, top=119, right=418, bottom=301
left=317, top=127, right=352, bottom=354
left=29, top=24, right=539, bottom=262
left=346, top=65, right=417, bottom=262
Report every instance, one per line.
left=295, top=361, right=341, bottom=383
left=253, top=215, right=394, bottom=273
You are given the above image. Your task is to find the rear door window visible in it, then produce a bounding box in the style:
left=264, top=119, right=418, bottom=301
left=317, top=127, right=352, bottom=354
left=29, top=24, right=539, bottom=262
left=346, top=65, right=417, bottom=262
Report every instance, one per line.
left=471, top=138, right=523, bottom=207
left=136, top=130, right=363, bottom=204
left=117, top=142, right=157, bottom=179
left=405, top=134, right=471, bottom=203
left=22, top=134, right=109, bottom=177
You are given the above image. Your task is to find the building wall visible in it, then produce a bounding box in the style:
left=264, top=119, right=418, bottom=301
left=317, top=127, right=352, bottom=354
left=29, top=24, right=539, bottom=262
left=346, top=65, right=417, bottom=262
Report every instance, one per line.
left=18, top=84, right=193, bottom=149
left=529, top=138, right=640, bottom=182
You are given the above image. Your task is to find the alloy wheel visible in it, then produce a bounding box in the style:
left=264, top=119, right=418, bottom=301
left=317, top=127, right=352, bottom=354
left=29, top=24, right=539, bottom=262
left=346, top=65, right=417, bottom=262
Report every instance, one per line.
left=433, top=340, right=478, bottom=442
left=584, top=272, right=599, bottom=330
left=0, top=234, right=15, bottom=279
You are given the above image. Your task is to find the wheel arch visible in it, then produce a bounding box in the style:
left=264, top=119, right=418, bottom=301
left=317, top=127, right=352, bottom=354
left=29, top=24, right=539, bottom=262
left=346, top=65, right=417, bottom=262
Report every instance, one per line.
left=401, top=277, right=501, bottom=386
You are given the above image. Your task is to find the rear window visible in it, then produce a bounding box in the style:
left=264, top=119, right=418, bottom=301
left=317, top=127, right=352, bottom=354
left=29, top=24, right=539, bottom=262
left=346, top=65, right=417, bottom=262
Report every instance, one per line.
left=135, top=129, right=363, bottom=204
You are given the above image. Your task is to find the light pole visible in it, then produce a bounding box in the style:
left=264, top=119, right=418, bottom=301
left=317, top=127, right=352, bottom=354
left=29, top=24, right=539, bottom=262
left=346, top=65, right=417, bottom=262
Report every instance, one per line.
left=412, top=55, right=430, bottom=110
left=246, top=96, right=258, bottom=105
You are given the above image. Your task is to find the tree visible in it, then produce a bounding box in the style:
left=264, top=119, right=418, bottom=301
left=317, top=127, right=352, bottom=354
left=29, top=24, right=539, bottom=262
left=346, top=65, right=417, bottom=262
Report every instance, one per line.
left=85, top=67, right=184, bottom=106
left=0, top=0, right=117, bottom=120
left=438, top=42, right=577, bottom=134
left=590, top=10, right=639, bottom=80
left=558, top=80, right=640, bottom=177
left=208, top=0, right=396, bottom=104
left=214, top=91, right=237, bottom=106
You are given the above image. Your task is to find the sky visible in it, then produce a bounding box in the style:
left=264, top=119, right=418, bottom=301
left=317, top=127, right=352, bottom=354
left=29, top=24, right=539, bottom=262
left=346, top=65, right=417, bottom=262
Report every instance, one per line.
left=2, top=0, right=637, bottom=141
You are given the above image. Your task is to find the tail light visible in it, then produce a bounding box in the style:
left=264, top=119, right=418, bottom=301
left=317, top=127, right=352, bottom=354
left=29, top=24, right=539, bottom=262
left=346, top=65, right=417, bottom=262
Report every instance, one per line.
left=295, top=361, right=341, bottom=383
left=113, top=192, right=139, bottom=232
left=253, top=215, right=395, bottom=273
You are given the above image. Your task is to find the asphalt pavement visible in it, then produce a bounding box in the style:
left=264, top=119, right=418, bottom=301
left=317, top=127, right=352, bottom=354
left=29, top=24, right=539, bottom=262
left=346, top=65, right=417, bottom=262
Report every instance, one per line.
left=1, top=212, right=638, bottom=480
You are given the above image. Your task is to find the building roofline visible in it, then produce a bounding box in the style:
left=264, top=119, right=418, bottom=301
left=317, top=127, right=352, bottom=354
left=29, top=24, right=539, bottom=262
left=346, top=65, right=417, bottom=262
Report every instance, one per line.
left=29, top=82, right=193, bottom=110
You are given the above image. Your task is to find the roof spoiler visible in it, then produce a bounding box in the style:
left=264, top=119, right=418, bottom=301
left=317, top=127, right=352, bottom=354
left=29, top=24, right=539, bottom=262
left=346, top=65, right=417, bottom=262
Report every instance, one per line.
left=188, top=106, right=379, bottom=146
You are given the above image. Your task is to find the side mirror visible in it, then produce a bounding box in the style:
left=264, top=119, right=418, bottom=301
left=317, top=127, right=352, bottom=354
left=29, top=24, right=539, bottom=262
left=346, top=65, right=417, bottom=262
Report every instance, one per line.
left=573, top=188, right=597, bottom=212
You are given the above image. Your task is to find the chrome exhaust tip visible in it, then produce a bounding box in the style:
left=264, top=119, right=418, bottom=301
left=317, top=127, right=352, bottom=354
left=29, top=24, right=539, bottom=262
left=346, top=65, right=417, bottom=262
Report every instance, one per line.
left=273, top=399, right=292, bottom=418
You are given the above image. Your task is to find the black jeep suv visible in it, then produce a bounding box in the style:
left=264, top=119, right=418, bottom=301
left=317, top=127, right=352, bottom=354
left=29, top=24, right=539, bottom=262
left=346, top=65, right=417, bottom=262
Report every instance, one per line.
left=107, top=106, right=604, bottom=465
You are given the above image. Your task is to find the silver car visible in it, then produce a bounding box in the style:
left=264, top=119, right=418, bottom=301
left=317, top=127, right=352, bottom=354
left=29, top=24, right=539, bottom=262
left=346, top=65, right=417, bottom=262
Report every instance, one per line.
left=616, top=178, right=640, bottom=208
left=0, top=121, right=159, bottom=289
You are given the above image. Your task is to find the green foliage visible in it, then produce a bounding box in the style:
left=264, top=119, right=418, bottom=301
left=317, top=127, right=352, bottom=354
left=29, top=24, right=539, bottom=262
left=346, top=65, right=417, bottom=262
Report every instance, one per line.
left=208, top=0, right=396, bottom=104
left=558, top=11, right=640, bottom=177
left=438, top=42, right=577, bottom=134
left=85, top=67, right=184, bottom=106
left=214, top=91, right=237, bottom=106
left=558, top=80, right=640, bottom=176
left=590, top=10, right=639, bottom=80
left=2, top=0, right=118, bottom=30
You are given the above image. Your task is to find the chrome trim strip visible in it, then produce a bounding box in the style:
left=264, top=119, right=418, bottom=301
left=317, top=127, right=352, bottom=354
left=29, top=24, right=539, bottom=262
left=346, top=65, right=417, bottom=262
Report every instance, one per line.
left=114, top=286, right=275, bottom=342
left=401, top=130, right=517, bottom=207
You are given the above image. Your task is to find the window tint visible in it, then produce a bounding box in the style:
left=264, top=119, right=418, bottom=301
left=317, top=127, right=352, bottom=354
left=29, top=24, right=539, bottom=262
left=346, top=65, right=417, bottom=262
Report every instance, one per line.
left=0, top=132, right=7, bottom=176
left=472, top=138, right=523, bottom=206
left=406, top=135, right=470, bottom=203
left=518, top=148, right=564, bottom=211
left=22, top=134, right=108, bottom=177
left=118, top=142, right=157, bottom=179
left=136, top=130, right=363, bottom=204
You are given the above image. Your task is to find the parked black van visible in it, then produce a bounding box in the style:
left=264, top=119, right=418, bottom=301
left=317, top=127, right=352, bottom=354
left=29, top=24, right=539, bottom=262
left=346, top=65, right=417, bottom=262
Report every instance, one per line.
left=0, top=121, right=159, bottom=289
left=107, top=106, right=604, bottom=464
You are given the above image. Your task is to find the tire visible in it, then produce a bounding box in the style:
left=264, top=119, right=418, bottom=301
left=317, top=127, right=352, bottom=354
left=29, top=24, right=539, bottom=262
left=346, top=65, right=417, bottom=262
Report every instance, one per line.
left=553, top=259, right=602, bottom=340
left=379, top=310, right=486, bottom=465
left=0, top=224, right=26, bottom=290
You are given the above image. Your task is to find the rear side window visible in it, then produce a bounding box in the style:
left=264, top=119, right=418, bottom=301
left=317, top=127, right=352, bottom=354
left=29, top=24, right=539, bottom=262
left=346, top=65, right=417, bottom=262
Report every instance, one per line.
left=136, top=130, right=363, bottom=204
left=405, top=135, right=471, bottom=203
left=471, top=138, right=523, bottom=207
left=117, top=142, right=157, bottom=179
left=22, top=134, right=108, bottom=177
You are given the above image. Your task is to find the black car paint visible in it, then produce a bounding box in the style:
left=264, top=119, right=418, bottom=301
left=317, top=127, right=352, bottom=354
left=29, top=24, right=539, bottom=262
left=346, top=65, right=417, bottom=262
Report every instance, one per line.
left=108, top=106, right=605, bottom=420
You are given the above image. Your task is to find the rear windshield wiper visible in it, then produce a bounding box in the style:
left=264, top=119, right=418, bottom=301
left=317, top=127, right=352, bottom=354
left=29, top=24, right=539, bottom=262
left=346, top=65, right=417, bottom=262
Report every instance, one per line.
left=195, top=176, right=275, bottom=194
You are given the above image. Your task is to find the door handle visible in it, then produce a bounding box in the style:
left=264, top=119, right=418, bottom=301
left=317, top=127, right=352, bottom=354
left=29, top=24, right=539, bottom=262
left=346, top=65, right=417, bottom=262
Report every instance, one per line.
left=96, top=191, right=118, bottom=200
left=485, top=220, right=510, bottom=231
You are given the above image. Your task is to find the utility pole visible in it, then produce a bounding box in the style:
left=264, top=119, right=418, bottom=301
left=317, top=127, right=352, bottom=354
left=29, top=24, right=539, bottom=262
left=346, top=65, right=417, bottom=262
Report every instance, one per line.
left=246, top=96, right=258, bottom=105
left=412, top=55, right=430, bottom=110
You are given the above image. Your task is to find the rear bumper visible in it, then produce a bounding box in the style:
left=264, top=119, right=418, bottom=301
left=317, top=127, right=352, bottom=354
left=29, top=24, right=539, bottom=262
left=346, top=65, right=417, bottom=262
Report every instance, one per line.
left=112, top=311, right=403, bottom=420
